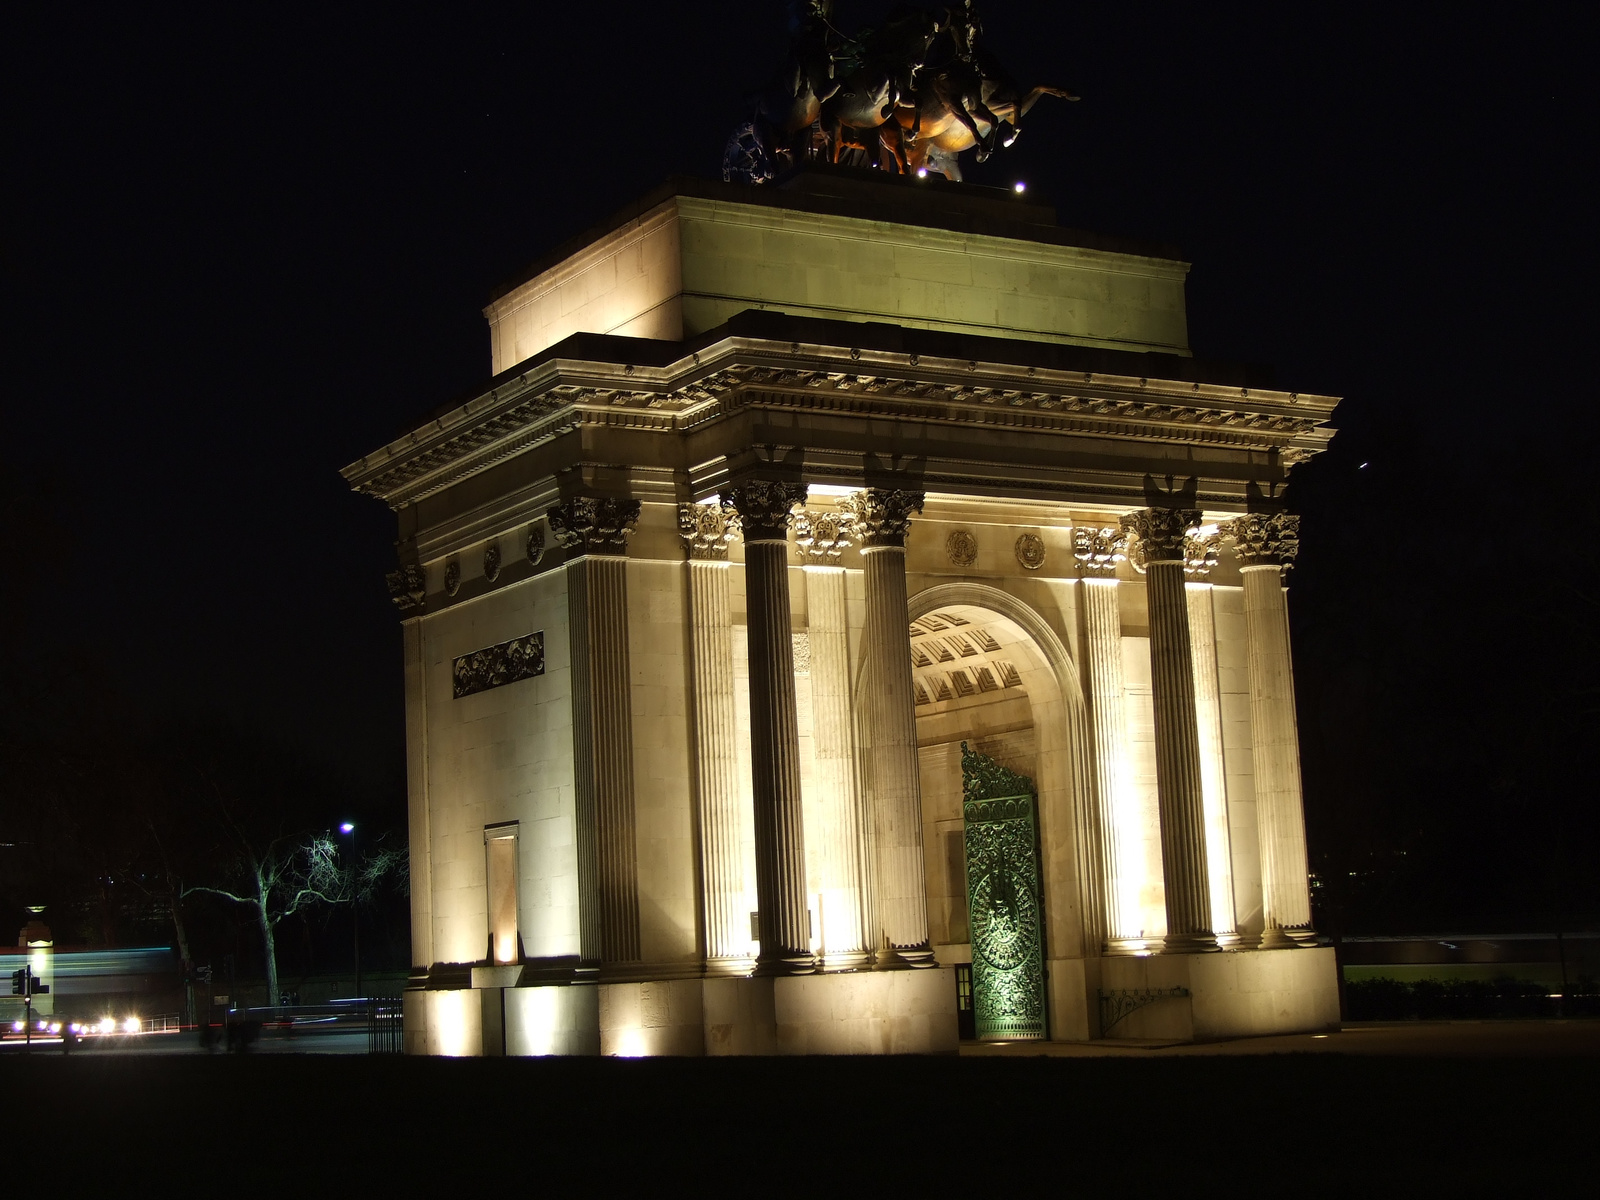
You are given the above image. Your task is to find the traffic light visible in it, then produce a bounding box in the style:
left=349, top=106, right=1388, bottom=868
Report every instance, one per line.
left=10, top=968, right=23, bottom=996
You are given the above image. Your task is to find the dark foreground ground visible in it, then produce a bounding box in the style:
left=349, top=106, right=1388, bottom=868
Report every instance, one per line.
left=11, top=1024, right=1599, bottom=1192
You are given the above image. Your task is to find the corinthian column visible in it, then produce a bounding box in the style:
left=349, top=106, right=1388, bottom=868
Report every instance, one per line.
left=846, top=488, right=935, bottom=968
left=723, top=482, right=815, bottom=976
left=1227, top=513, right=1315, bottom=948
left=1184, top=533, right=1238, bottom=944
left=1073, top=526, right=1139, bottom=951
left=678, top=502, right=748, bottom=968
left=548, top=496, right=642, bottom=966
left=1122, top=504, right=1217, bottom=953
left=794, top=507, right=871, bottom=968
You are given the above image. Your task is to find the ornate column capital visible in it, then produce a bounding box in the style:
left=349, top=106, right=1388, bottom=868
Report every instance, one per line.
left=548, top=497, right=641, bottom=556
left=794, top=508, right=854, bottom=565
left=843, top=488, right=924, bottom=548
left=1184, top=532, right=1221, bottom=579
left=1225, top=513, right=1300, bottom=570
left=1121, top=507, right=1202, bottom=563
left=678, top=502, right=740, bottom=561
left=721, top=481, right=808, bottom=542
left=385, top=565, right=426, bottom=612
left=1072, top=526, right=1128, bottom=578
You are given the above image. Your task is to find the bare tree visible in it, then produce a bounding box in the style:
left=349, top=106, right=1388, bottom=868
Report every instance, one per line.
left=186, top=832, right=350, bottom=1008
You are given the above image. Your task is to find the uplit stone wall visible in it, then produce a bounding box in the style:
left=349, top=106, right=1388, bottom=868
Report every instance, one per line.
left=485, top=193, right=1193, bottom=373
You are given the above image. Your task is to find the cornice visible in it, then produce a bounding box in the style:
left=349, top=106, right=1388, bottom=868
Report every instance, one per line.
left=342, top=336, right=1337, bottom=510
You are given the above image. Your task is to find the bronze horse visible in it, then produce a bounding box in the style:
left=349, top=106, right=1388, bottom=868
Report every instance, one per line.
left=725, top=2, right=1075, bottom=186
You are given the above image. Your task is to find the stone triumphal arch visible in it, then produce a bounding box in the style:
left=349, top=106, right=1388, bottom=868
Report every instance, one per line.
left=345, top=169, right=1340, bottom=1055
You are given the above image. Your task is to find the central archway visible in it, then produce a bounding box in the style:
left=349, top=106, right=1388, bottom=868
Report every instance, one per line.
left=906, top=582, right=1099, bottom=1041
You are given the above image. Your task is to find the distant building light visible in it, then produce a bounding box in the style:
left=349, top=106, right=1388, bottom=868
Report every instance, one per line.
left=1014, top=181, right=1027, bottom=193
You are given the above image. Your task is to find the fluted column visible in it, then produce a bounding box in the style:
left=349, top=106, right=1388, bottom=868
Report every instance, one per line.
left=1228, top=513, right=1315, bottom=948
left=795, top=507, right=872, bottom=967
left=846, top=488, right=936, bottom=968
left=678, top=503, right=749, bottom=968
left=723, top=482, right=815, bottom=976
left=1073, top=526, right=1139, bottom=951
left=1123, top=504, right=1217, bottom=953
left=549, top=497, right=642, bottom=966
left=1184, top=532, right=1239, bottom=944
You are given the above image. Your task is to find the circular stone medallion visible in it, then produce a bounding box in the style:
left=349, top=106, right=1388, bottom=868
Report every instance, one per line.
left=444, top=559, right=461, bottom=596
left=1014, top=533, right=1046, bottom=571
left=527, top=522, right=546, bottom=565
left=946, top=529, right=978, bottom=567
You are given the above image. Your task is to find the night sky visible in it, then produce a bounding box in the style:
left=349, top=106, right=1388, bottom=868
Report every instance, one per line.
left=8, top=3, right=1597, bottom=930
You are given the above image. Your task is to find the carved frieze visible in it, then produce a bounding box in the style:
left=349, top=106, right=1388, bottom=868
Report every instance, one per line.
left=1226, top=513, right=1300, bottom=569
left=842, top=488, right=924, bottom=548
left=1072, top=527, right=1126, bottom=578
left=347, top=353, right=1332, bottom=509
left=483, top=541, right=502, bottom=583
left=1121, top=508, right=1202, bottom=563
left=678, top=502, right=740, bottom=561
left=722, top=481, right=808, bottom=542
left=452, top=632, right=545, bottom=699
left=946, top=529, right=978, bottom=567
left=793, top=508, right=854, bottom=564
left=385, top=565, right=426, bottom=612
left=1014, top=533, right=1046, bottom=571
left=547, top=497, right=641, bottom=556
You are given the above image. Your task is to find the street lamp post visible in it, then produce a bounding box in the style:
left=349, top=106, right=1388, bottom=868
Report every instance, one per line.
left=339, top=823, right=361, bottom=999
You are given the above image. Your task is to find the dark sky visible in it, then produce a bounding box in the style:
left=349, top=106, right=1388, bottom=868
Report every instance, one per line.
left=8, top=3, right=1598, bottom=921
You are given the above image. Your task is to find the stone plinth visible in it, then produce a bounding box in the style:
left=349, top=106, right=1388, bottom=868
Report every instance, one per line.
left=1098, top=947, right=1339, bottom=1042
left=422, top=967, right=960, bottom=1056
left=506, top=984, right=600, bottom=1056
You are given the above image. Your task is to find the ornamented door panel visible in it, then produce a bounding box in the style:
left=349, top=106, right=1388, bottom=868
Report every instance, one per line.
left=960, top=742, right=1045, bottom=1041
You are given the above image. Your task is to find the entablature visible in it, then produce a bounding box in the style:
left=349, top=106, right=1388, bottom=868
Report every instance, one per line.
left=343, top=312, right=1337, bottom=515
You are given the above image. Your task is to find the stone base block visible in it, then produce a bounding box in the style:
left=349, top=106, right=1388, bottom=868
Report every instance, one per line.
left=704, top=976, right=778, bottom=1055
left=410, top=987, right=485, bottom=1057
left=413, top=966, right=962, bottom=1057
left=1099, top=946, right=1340, bottom=1041
left=505, top=984, right=599, bottom=1056
left=774, top=968, right=959, bottom=1055
left=597, top=979, right=705, bottom=1056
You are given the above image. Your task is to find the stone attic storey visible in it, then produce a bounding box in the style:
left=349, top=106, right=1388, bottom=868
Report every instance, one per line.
left=343, top=168, right=1339, bottom=1056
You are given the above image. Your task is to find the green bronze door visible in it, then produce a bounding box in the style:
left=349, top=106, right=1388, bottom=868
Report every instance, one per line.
left=960, top=742, right=1046, bottom=1041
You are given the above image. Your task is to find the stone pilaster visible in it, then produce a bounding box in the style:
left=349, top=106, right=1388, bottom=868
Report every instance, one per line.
left=723, top=482, right=815, bottom=976
left=678, top=503, right=748, bottom=967
left=1227, top=513, right=1315, bottom=948
left=1074, top=526, right=1137, bottom=951
left=845, top=488, right=936, bottom=968
left=1122, top=506, right=1218, bottom=953
left=1185, top=547, right=1239, bottom=943
left=549, top=496, right=642, bottom=966
left=795, top=507, right=871, bottom=967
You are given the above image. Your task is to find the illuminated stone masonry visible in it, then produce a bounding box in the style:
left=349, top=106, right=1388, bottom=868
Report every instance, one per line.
left=345, top=170, right=1339, bottom=1056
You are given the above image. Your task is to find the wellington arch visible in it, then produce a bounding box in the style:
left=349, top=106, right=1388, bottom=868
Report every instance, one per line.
left=343, top=168, right=1341, bottom=1055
